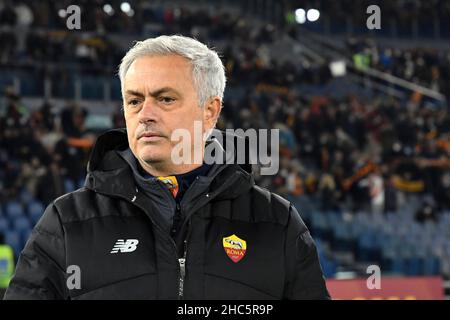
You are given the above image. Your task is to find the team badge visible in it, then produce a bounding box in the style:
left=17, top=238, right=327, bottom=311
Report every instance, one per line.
left=222, top=234, right=247, bottom=263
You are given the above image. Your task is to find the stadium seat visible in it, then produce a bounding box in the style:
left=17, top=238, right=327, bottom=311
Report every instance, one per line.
left=20, top=228, right=33, bottom=247
left=311, top=211, right=329, bottom=240
left=423, top=256, right=441, bottom=275
left=77, top=177, right=85, bottom=189
left=12, top=216, right=32, bottom=244
left=5, top=201, right=24, bottom=219
left=287, top=195, right=313, bottom=221
left=0, top=217, right=9, bottom=233
left=321, top=257, right=338, bottom=278
left=389, top=257, right=407, bottom=275
left=405, top=257, right=423, bottom=276
left=333, top=222, right=353, bottom=251
left=357, top=233, right=378, bottom=262
left=19, top=188, right=34, bottom=205
left=64, top=179, right=76, bottom=193
left=80, top=76, right=104, bottom=100
left=28, top=201, right=45, bottom=225
left=4, top=230, right=21, bottom=257
left=315, top=239, right=337, bottom=278
left=0, top=73, right=14, bottom=92
left=13, top=216, right=32, bottom=233
left=327, top=211, right=341, bottom=227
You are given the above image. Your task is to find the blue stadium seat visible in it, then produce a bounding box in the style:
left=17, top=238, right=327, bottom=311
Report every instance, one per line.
left=28, top=201, right=45, bottom=225
left=333, top=222, right=353, bottom=251
left=423, top=256, right=440, bottom=275
left=13, top=216, right=32, bottom=246
left=19, top=188, right=34, bottom=204
left=321, top=257, right=338, bottom=278
left=349, top=221, right=364, bottom=238
left=21, top=227, right=33, bottom=247
left=405, top=257, right=423, bottom=276
left=327, top=211, right=341, bottom=227
left=19, top=70, right=43, bottom=96
left=287, top=195, right=314, bottom=221
left=64, top=179, right=76, bottom=193
left=0, top=217, right=9, bottom=233
left=390, top=257, right=407, bottom=275
left=315, top=239, right=337, bottom=278
left=4, top=230, right=21, bottom=256
left=110, top=78, right=122, bottom=101
left=77, top=177, right=85, bottom=189
left=374, top=232, right=389, bottom=249
left=13, top=216, right=32, bottom=233
left=0, top=73, right=14, bottom=95
left=357, top=233, right=378, bottom=261
left=5, top=201, right=24, bottom=219
left=311, top=211, right=329, bottom=239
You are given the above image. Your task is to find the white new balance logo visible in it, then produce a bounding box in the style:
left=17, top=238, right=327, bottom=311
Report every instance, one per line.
left=110, top=239, right=139, bottom=253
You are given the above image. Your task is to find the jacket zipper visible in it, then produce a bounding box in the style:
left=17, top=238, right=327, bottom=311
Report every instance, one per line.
left=138, top=184, right=190, bottom=300
left=133, top=183, right=187, bottom=299
left=178, top=238, right=187, bottom=299
left=175, top=202, right=190, bottom=300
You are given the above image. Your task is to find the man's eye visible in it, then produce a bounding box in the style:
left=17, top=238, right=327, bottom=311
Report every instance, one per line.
left=128, top=99, right=140, bottom=106
left=159, top=96, right=176, bottom=104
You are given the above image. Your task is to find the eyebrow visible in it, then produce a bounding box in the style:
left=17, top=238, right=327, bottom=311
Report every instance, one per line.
left=124, top=87, right=181, bottom=98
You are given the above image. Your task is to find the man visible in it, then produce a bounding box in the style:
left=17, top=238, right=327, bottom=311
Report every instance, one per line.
left=4, top=35, right=330, bottom=300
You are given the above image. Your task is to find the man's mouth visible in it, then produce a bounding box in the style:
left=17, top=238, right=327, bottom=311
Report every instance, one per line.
left=138, top=132, right=164, bottom=141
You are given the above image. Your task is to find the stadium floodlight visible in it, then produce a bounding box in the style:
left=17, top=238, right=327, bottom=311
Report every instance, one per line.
left=120, top=2, right=131, bottom=13
left=295, top=8, right=306, bottom=24
left=329, top=60, right=347, bottom=77
left=126, top=9, right=135, bottom=17
left=307, top=9, right=320, bottom=22
left=103, top=4, right=114, bottom=16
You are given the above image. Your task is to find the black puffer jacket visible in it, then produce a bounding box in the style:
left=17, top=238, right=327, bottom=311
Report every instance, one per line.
left=4, top=129, right=330, bottom=300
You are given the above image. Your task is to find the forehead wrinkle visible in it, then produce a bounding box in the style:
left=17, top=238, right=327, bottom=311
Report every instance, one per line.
left=124, top=56, right=198, bottom=101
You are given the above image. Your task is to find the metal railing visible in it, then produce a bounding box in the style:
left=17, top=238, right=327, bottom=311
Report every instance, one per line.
left=292, top=28, right=447, bottom=105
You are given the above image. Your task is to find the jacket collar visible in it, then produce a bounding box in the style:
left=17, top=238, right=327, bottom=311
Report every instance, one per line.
left=84, top=128, right=255, bottom=202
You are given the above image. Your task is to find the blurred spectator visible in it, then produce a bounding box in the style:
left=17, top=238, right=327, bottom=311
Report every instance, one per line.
left=415, top=196, right=439, bottom=223
left=60, top=104, right=88, bottom=138
left=318, top=172, right=338, bottom=211
left=0, top=2, right=17, bottom=26
left=367, top=170, right=385, bottom=215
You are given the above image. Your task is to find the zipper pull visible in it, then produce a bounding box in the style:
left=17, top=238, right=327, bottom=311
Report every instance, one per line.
left=178, top=239, right=188, bottom=299
left=178, top=257, right=186, bottom=299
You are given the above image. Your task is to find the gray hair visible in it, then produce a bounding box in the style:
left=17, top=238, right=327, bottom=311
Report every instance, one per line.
left=118, top=35, right=226, bottom=108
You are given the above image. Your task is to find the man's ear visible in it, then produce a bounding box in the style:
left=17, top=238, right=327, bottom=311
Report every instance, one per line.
left=203, top=97, right=222, bottom=129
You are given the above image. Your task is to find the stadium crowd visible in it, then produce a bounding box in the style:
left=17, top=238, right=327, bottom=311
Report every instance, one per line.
left=1, top=0, right=449, bottom=222
left=283, top=0, right=450, bottom=29
left=2, top=74, right=450, bottom=222
left=346, top=37, right=450, bottom=100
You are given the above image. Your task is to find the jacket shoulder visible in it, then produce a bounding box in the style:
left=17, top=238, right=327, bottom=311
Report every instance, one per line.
left=52, top=187, right=129, bottom=224
left=248, top=185, right=292, bottom=226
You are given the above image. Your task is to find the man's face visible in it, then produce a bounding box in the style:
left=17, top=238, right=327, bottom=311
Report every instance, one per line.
left=123, top=54, right=217, bottom=175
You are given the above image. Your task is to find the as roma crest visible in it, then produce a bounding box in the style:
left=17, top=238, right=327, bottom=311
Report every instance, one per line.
left=223, top=234, right=247, bottom=263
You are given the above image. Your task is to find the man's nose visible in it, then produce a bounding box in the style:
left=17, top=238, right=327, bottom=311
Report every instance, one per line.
left=137, top=98, right=158, bottom=123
